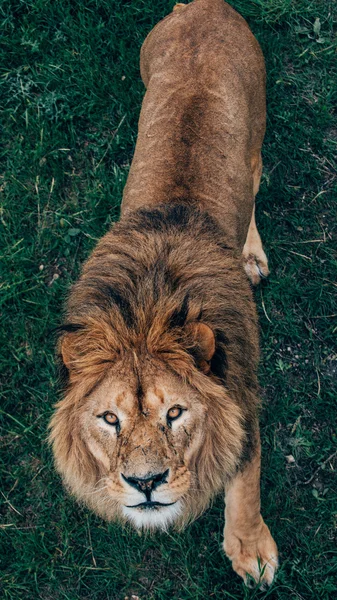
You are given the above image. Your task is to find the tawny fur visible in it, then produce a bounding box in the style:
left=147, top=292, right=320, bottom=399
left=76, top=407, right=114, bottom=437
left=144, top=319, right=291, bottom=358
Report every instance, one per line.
left=49, top=0, right=277, bottom=586
left=49, top=206, right=260, bottom=524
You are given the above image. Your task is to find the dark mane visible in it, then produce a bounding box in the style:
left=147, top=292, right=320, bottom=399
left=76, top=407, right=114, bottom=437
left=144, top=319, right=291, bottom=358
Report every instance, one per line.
left=59, top=204, right=260, bottom=466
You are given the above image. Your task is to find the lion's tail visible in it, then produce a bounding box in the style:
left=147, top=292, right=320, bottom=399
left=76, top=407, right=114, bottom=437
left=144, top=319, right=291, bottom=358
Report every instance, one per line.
left=173, top=0, right=224, bottom=12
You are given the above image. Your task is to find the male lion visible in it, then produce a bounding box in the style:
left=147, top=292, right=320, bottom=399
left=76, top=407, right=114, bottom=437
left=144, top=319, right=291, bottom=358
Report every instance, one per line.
left=50, top=0, right=278, bottom=587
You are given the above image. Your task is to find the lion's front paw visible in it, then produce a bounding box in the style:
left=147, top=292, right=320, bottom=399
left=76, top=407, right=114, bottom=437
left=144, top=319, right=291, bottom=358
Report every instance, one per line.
left=243, top=251, right=270, bottom=286
left=224, top=522, right=278, bottom=587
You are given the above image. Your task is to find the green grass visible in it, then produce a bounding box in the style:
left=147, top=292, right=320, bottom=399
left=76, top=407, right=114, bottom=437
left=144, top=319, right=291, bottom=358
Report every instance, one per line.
left=1, top=0, right=336, bottom=598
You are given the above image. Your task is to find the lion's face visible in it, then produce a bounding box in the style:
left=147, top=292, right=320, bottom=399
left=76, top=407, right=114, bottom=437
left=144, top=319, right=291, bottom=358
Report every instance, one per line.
left=54, top=356, right=211, bottom=530
left=83, top=361, right=206, bottom=529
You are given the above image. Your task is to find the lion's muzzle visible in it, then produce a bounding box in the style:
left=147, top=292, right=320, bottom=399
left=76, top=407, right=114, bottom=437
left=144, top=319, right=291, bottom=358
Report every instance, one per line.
left=122, top=469, right=170, bottom=504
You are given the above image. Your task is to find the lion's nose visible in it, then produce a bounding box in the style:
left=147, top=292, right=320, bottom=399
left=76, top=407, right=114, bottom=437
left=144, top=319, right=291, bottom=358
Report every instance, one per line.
left=122, top=469, right=169, bottom=500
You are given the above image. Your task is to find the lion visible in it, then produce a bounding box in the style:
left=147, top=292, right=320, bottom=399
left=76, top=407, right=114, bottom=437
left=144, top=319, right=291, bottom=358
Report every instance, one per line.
left=49, top=0, right=278, bottom=587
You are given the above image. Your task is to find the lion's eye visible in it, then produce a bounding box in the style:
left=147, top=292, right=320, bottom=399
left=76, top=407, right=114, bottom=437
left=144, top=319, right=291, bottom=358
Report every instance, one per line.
left=102, top=412, right=119, bottom=426
left=167, top=406, right=184, bottom=422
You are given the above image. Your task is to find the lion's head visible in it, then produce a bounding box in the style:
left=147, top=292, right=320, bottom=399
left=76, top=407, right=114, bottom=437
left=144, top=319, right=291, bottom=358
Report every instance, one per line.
left=49, top=206, right=259, bottom=530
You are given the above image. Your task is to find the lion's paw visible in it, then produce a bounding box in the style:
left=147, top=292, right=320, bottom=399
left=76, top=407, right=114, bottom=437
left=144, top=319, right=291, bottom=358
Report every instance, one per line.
left=224, top=522, right=278, bottom=588
left=243, top=250, right=269, bottom=286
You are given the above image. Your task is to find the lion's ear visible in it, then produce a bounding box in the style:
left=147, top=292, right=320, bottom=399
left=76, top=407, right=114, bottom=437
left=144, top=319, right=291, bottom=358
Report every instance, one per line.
left=60, top=335, right=74, bottom=370
left=185, top=322, right=215, bottom=374
left=56, top=323, right=84, bottom=371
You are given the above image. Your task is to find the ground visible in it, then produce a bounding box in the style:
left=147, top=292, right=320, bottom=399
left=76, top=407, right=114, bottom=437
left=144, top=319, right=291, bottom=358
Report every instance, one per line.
left=1, top=0, right=336, bottom=598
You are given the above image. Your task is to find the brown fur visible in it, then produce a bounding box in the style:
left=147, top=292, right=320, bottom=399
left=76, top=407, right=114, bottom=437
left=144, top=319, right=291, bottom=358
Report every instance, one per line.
left=50, top=206, right=259, bottom=517
left=49, top=0, right=277, bottom=585
left=122, top=0, right=266, bottom=251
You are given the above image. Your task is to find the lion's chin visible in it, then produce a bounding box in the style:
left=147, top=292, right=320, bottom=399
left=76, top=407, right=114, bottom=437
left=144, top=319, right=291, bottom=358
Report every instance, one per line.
left=121, top=500, right=183, bottom=531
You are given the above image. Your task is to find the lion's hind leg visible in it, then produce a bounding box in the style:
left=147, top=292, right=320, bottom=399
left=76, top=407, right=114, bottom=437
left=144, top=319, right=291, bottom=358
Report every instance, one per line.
left=243, top=206, right=269, bottom=285
left=243, top=153, right=269, bottom=285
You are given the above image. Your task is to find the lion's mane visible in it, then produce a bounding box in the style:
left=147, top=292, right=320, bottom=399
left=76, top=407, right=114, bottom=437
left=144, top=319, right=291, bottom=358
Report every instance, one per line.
left=50, top=203, right=261, bottom=523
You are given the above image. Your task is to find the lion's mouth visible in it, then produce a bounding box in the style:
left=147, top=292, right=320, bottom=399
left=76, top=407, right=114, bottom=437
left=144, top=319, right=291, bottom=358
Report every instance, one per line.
left=125, top=501, right=176, bottom=510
